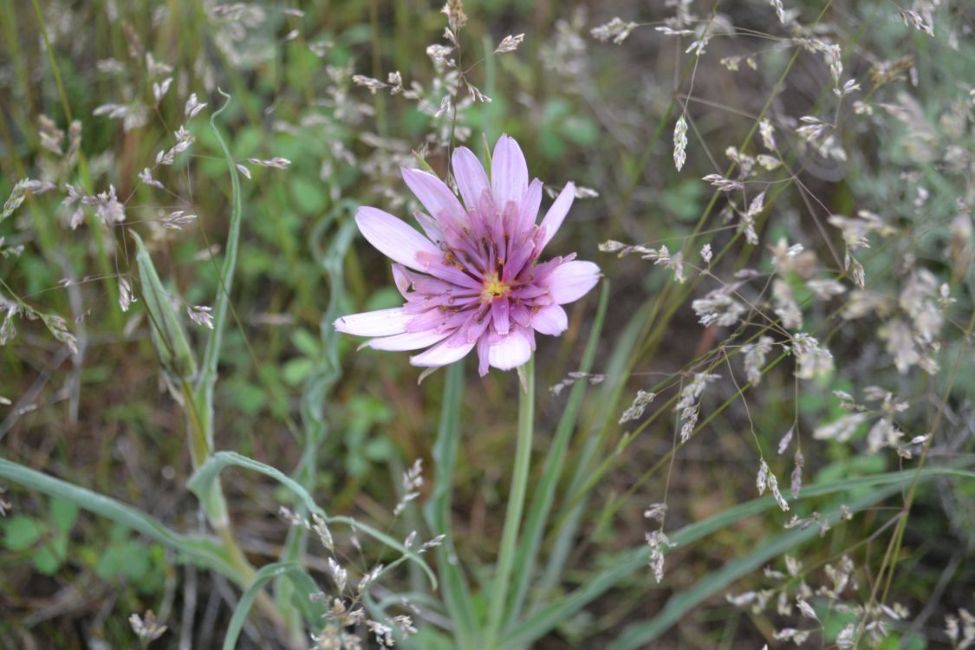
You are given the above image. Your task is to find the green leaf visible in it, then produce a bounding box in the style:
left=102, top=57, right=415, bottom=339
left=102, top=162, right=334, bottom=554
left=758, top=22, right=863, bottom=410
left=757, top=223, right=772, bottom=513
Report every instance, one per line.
left=504, top=281, right=609, bottom=630
left=290, top=175, right=327, bottom=215
left=422, top=361, right=480, bottom=649
left=536, top=299, right=652, bottom=602
left=4, top=515, right=43, bottom=551
left=33, top=544, right=62, bottom=575
left=222, top=562, right=325, bottom=650
left=0, top=458, right=238, bottom=580
left=291, top=328, right=321, bottom=358
left=609, top=494, right=882, bottom=649
left=131, top=231, right=197, bottom=381
left=282, top=357, right=314, bottom=386
left=505, top=467, right=975, bottom=649
left=195, top=90, right=246, bottom=432
left=188, top=451, right=437, bottom=588
left=50, top=496, right=79, bottom=533
left=96, top=539, right=150, bottom=581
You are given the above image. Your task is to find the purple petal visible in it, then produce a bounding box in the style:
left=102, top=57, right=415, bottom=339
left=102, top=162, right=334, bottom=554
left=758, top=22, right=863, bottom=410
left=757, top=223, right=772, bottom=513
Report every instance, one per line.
left=491, top=134, right=528, bottom=209
left=488, top=328, right=533, bottom=370
left=547, top=260, right=600, bottom=304
left=491, top=299, right=510, bottom=336
left=510, top=303, right=532, bottom=328
left=410, top=333, right=477, bottom=367
left=518, top=178, right=543, bottom=236
left=334, top=307, right=412, bottom=336
left=401, top=168, right=465, bottom=228
left=538, top=182, right=575, bottom=250
left=366, top=329, right=452, bottom=351
left=532, top=304, right=568, bottom=336
left=417, top=258, right=483, bottom=290
left=414, top=211, right=445, bottom=244
left=356, top=207, right=441, bottom=273
left=451, top=147, right=490, bottom=211
left=405, top=308, right=448, bottom=332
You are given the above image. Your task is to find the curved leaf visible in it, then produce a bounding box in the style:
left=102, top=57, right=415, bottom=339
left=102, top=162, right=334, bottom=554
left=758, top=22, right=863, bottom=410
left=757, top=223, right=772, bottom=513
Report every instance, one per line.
left=188, top=451, right=437, bottom=588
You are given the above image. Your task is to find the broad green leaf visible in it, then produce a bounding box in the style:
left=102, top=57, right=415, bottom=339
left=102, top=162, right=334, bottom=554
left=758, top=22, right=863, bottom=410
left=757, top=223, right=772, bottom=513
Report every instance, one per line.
left=4, top=515, right=43, bottom=551
left=33, top=544, right=62, bottom=575
left=50, top=496, right=79, bottom=533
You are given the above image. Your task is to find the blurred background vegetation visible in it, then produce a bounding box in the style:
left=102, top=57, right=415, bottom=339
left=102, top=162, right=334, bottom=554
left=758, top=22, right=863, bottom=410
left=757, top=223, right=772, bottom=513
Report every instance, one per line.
left=1, top=0, right=974, bottom=647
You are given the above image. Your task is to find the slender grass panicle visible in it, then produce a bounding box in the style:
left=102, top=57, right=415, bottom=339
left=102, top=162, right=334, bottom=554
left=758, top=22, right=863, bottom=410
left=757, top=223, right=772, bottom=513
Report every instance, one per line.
left=334, top=134, right=599, bottom=375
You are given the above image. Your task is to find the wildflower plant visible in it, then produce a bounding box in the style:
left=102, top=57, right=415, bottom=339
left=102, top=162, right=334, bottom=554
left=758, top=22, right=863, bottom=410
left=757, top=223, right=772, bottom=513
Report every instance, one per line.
left=334, top=134, right=599, bottom=376
left=0, top=0, right=974, bottom=648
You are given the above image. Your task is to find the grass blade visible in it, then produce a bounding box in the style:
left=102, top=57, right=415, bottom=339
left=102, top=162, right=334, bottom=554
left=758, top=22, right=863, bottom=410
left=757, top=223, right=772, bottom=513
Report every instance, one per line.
left=0, top=457, right=236, bottom=578
left=504, top=281, right=609, bottom=629
left=503, top=466, right=975, bottom=648
left=535, top=299, right=651, bottom=602
left=196, top=90, right=244, bottom=429
left=608, top=490, right=892, bottom=649
left=188, top=450, right=438, bottom=588
left=422, top=360, right=480, bottom=648
left=131, top=231, right=197, bottom=383
left=222, top=562, right=324, bottom=650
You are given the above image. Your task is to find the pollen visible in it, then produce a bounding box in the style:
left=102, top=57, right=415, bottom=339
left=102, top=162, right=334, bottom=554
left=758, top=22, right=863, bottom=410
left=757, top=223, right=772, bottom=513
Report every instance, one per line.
left=481, top=272, right=510, bottom=302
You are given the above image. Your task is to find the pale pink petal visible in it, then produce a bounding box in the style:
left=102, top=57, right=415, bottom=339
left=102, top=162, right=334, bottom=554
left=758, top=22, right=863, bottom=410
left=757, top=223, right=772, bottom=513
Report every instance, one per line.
left=410, top=334, right=477, bottom=367
left=532, top=304, right=568, bottom=336
left=402, top=168, right=465, bottom=227
left=414, top=211, right=444, bottom=244
left=476, top=337, right=491, bottom=376
left=356, top=207, right=441, bottom=273
left=334, top=307, right=412, bottom=337
left=547, top=260, right=600, bottom=304
left=488, top=328, right=533, bottom=370
left=391, top=264, right=411, bottom=298
left=491, top=134, right=528, bottom=208
left=451, top=147, right=490, bottom=211
left=366, top=329, right=452, bottom=351
left=517, top=178, right=543, bottom=236
left=537, top=182, right=575, bottom=250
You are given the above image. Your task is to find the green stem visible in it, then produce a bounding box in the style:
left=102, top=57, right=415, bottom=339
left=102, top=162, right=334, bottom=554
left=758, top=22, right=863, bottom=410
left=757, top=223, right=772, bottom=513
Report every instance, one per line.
left=484, top=357, right=535, bottom=648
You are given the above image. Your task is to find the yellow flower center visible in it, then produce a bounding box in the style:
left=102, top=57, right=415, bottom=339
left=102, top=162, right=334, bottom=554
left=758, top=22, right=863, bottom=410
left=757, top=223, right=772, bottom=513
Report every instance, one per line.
left=481, top=272, right=510, bottom=302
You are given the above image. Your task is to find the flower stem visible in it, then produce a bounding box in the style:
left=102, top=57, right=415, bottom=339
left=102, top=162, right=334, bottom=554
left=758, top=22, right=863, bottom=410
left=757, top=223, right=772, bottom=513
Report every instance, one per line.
left=484, top=357, right=534, bottom=648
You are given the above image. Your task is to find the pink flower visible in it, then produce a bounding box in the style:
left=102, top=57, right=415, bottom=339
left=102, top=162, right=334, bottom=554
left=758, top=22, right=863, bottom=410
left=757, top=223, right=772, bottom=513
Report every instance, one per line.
left=334, top=134, right=600, bottom=376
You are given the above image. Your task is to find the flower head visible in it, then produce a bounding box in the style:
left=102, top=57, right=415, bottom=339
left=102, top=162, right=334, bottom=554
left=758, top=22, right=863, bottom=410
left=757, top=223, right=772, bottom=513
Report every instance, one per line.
left=335, top=135, right=600, bottom=376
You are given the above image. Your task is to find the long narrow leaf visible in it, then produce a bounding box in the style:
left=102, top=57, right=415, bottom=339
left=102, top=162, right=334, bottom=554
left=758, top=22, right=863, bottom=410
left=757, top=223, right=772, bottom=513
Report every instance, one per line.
left=276, top=205, right=357, bottom=638
left=536, top=300, right=651, bottom=600
left=422, top=360, right=479, bottom=647
left=131, top=231, right=197, bottom=382
left=608, top=489, right=894, bottom=649
left=222, top=562, right=323, bottom=650
left=504, top=466, right=975, bottom=648
left=196, top=90, right=244, bottom=429
left=0, top=458, right=235, bottom=578
left=188, top=451, right=437, bottom=588
left=505, top=281, right=609, bottom=629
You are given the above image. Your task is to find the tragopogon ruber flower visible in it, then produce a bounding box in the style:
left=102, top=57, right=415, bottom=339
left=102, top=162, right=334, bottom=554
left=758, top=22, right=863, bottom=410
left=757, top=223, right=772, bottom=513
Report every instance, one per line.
left=334, top=134, right=600, bottom=376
